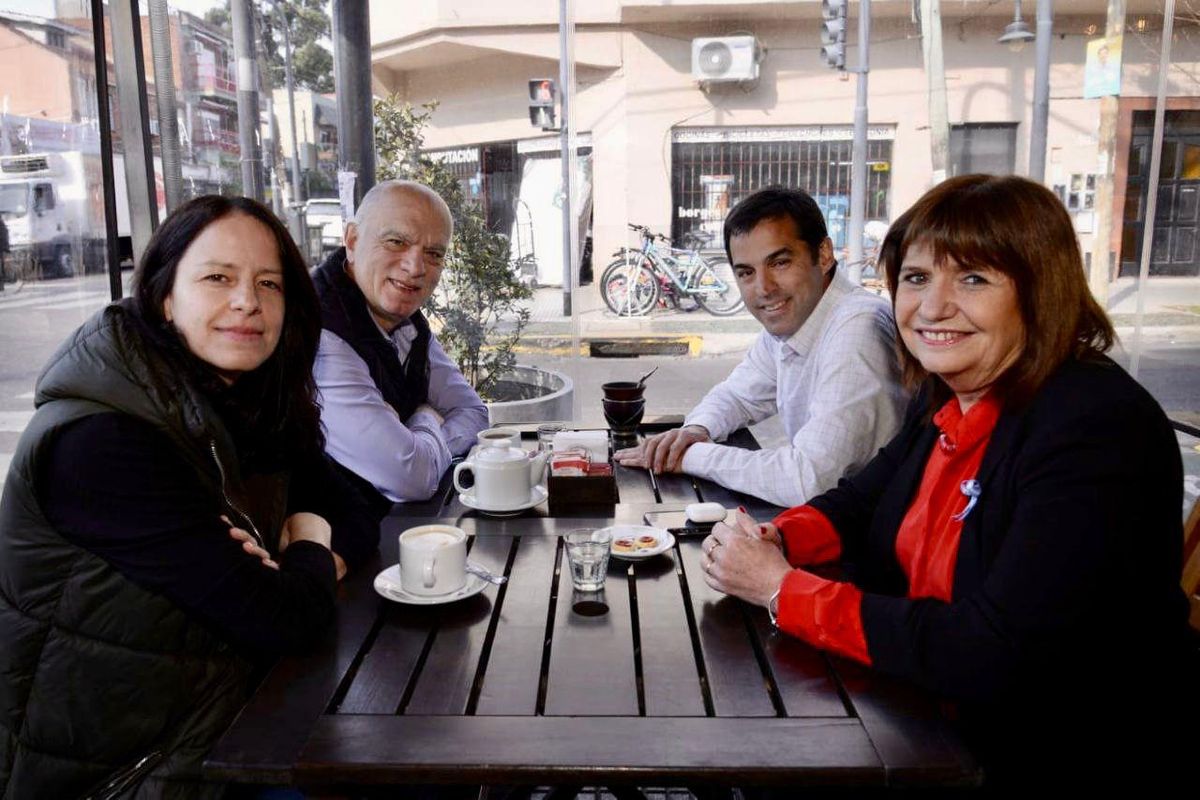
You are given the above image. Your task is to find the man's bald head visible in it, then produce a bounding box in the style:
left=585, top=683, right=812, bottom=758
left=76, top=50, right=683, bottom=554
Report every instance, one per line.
left=343, top=179, right=454, bottom=329
left=353, top=180, right=453, bottom=239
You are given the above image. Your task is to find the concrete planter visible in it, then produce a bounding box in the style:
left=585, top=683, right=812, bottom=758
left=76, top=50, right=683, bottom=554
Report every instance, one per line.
left=487, top=364, right=574, bottom=424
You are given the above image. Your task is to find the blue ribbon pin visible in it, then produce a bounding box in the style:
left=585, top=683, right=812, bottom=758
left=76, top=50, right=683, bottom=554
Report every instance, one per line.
left=951, top=479, right=982, bottom=522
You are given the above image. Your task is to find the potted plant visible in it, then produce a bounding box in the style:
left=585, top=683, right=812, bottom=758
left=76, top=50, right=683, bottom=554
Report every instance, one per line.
left=373, top=97, right=573, bottom=421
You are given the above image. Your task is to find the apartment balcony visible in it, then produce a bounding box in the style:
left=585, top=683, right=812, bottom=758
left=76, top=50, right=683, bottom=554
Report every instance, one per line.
left=192, top=56, right=237, bottom=100
left=194, top=129, right=239, bottom=154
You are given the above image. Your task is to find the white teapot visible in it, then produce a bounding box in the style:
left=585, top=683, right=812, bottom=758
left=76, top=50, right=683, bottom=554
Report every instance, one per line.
left=453, top=441, right=549, bottom=510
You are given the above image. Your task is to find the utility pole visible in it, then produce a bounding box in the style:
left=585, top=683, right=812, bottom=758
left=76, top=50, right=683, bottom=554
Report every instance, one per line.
left=846, top=0, right=871, bottom=284
left=280, top=3, right=307, bottom=252
left=147, top=0, right=183, bottom=211
left=332, top=0, right=375, bottom=212
left=282, top=9, right=304, bottom=206
left=231, top=0, right=264, bottom=200
left=1028, top=0, right=1053, bottom=181
left=558, top=0, right=575, bottom=316
left=1130, top=0, right=1176, bottom=380
left=1088, top=0, right=1126, bottom=307
left=919, top=0, right=950, bottom=184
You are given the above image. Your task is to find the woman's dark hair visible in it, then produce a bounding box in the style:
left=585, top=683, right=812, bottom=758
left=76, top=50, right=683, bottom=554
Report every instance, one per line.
left=132, top=195, right=324, bottom=454
left=880, top=174, right=1115, bottom=409
left=723, top=186, right=831, bottom=265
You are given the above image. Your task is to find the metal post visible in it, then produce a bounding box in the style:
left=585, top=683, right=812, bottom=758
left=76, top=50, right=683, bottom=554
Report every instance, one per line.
left=1130, top=1, right=1175, bottom=379
left=282, top=13, right=304, bottom=206
left=147, top=0, right=183, bottom=211
left=90, top=0, right=123, bottom=299
left=110, top=0, right=159, bottom=264
left=847, top=0, right=870, bottom=285
left=919, top=0, right=949, bottom=184
left=332, top=0, right=376, bottom=211
left=266, top=94, right=284, bottom=216
left=231, top=0, right=264, bottom=200
left=558, top=0, right=575, bottom=315
left=1088, top=0, right=1127, bottom=307
left=1028, top=0, right=1053, bottom=182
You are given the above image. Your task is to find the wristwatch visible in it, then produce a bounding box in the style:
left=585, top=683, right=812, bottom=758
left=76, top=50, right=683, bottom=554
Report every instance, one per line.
left=767, top=586, right=782, bottom=628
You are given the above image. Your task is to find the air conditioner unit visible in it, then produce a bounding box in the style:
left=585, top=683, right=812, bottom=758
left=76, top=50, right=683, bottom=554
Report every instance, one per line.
left=691, top=36, right=760, bottom=83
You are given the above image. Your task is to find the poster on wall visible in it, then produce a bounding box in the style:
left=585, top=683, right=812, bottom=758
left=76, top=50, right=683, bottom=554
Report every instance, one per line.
left=1083, top=36, right=1122, bottom=99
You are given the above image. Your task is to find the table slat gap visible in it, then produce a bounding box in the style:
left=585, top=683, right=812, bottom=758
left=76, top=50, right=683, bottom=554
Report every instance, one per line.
left=675, top=540, right=777, bottom=717
left=543, top=533, right=640, bottom=716
left=744, top=607, right=856, bottom=719
left=672, top=541, right=716, bottom=718
left=737, top=602, right=788, bottom=718
left=535, top=535, right=565, bottom=716
left=471, top=533, right=560, bottom=715
left=325, top=603, right=388, bottom=715
left=464, top=536, right=521, bottom=715
left=392, top=622, right=440, bottom=716
left=403, top=535, right=512, bottom=715
left=822, top=651, right=860, bottom=718
left=627, top=564, right=647, bottom=717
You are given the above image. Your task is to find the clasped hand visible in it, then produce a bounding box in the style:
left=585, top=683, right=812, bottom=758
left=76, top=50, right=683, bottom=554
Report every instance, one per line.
left=700, top=511, right=791, bottom=608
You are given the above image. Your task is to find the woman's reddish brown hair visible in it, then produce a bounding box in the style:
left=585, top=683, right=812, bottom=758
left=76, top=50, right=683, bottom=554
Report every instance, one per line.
left=880, top=174, right=1114, bottom=408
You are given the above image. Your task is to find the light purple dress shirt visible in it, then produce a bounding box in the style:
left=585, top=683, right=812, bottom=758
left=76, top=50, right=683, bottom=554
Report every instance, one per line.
left=314, top=322, right=489, bottom=503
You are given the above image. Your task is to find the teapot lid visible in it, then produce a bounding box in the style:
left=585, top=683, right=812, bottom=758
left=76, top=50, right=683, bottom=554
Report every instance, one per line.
left=475, top=444, right=527, bottom=463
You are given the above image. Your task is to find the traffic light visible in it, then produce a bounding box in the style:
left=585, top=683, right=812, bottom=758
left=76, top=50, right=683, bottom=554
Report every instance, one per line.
left=820, top=0, right=847, bottom=70
left=528, top=78, right=557, bottom=130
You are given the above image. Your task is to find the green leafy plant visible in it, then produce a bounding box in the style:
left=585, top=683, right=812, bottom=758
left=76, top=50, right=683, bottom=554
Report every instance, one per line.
left=373, top=96, right=532, bottom=399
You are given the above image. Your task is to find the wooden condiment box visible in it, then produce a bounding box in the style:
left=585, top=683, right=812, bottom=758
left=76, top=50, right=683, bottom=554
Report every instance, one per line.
left=547, top=470, right=618, bottom=515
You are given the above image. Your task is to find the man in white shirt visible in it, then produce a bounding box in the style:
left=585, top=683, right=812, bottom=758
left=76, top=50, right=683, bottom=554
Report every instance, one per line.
left=615, top=187, right=904, bottom=507
left=312, top=180, right=489, bottom=510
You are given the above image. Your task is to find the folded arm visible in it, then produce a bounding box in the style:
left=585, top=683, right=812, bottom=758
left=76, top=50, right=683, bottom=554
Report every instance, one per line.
left=682, top=325, right=904, bottom=507
left=39, top=413, right=337, bottom=658
left=315, top=330, right=453, bottom=502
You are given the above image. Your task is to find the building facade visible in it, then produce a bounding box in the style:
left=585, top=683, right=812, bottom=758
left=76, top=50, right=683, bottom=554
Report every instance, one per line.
left=369, top=0, right=1200, bottom=285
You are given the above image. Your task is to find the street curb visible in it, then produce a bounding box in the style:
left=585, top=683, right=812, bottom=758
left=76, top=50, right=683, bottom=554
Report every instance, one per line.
left=512, top=335, right=703, bottom=357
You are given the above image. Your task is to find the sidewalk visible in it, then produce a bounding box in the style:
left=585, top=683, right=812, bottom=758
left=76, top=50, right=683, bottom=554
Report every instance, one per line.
left=509, top=276, right=1200, bottom=356
left=1105, top=276, right=1200, bottom=345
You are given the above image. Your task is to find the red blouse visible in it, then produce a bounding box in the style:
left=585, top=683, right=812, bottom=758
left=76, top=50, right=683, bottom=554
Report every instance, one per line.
left=771, top=393, right=1004, bottom=665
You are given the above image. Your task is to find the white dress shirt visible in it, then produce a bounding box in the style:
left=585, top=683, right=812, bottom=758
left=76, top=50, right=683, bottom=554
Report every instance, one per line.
left=315, top=323, right=489, bottom=503
left=681, top=273, right=905, bottom=507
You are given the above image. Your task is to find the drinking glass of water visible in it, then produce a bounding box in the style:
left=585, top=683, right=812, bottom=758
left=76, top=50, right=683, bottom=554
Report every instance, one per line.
left=564, top=528, right=613, bottom=592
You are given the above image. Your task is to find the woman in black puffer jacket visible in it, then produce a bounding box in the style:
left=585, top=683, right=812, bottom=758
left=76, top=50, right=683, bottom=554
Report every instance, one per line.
left=0, top=196, right=376, bottom=799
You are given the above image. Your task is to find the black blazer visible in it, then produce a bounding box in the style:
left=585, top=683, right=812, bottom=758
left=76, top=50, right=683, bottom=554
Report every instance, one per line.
left=809, top=355, right=1192, bottom=780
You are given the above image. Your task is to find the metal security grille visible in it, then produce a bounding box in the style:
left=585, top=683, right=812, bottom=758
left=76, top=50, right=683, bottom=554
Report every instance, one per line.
left=671, top=129, right=893, bottom=251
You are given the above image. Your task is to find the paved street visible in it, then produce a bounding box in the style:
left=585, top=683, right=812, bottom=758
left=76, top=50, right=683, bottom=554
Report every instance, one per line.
left=1, top=272, right=1197, bottom=516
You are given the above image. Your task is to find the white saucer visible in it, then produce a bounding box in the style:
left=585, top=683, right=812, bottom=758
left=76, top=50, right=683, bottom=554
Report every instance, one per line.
left=459, top=484, right=548, bottom=516
left=603, top=524, right=676, bottom=560
left=373, top=564, right=489, bottom=605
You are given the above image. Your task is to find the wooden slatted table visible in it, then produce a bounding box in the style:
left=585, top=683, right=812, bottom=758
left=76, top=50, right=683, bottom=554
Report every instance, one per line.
left=205, top=429, right=981, bottom=793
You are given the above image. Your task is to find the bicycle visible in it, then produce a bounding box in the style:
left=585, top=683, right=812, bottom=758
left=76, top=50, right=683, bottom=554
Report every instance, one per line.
left=600, top=224, right=744, bottom=317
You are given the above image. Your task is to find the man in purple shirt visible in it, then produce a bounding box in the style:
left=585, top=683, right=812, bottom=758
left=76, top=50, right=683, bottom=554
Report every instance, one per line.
left=312, top=180, right=488, bottom=509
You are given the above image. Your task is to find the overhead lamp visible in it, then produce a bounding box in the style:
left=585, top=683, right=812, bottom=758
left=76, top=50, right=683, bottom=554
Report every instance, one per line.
left=997, top=0, right=1036, bottom=53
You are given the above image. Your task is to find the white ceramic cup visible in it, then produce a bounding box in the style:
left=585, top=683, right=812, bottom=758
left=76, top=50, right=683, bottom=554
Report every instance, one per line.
left=399, top=524, right=468, bottom=596
left=476, top=428, right=519, bottom=450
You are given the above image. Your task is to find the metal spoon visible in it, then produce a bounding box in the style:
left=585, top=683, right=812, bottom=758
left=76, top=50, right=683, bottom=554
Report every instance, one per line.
left=466, top=562, right=507, bottom=585
left=636, top=366, right=659, bottom=387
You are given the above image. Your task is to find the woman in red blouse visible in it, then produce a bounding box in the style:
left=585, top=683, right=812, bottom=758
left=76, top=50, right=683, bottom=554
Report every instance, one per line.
left=702, top=175, right=1193, bottom=786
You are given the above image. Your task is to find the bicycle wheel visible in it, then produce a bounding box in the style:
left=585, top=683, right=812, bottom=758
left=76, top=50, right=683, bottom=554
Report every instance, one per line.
left=601, top=256, right=659, bottom=316
left=693, top=257, right=744, bottom=316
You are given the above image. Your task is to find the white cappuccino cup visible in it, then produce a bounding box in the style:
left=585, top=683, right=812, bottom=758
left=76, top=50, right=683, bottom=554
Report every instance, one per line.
left=398, top=524, right=468, bottom=596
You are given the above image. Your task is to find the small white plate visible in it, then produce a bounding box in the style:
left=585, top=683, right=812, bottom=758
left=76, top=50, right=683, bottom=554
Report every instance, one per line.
left=373, top=564, right=489, bottom=605
left=603, top=524, right=676, bottom=560
left=459, top=484, right=548, bottom=516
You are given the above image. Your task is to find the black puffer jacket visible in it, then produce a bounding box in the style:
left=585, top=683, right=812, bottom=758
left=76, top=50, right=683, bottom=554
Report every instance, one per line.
left=0, top=301, right=298, bottom=799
